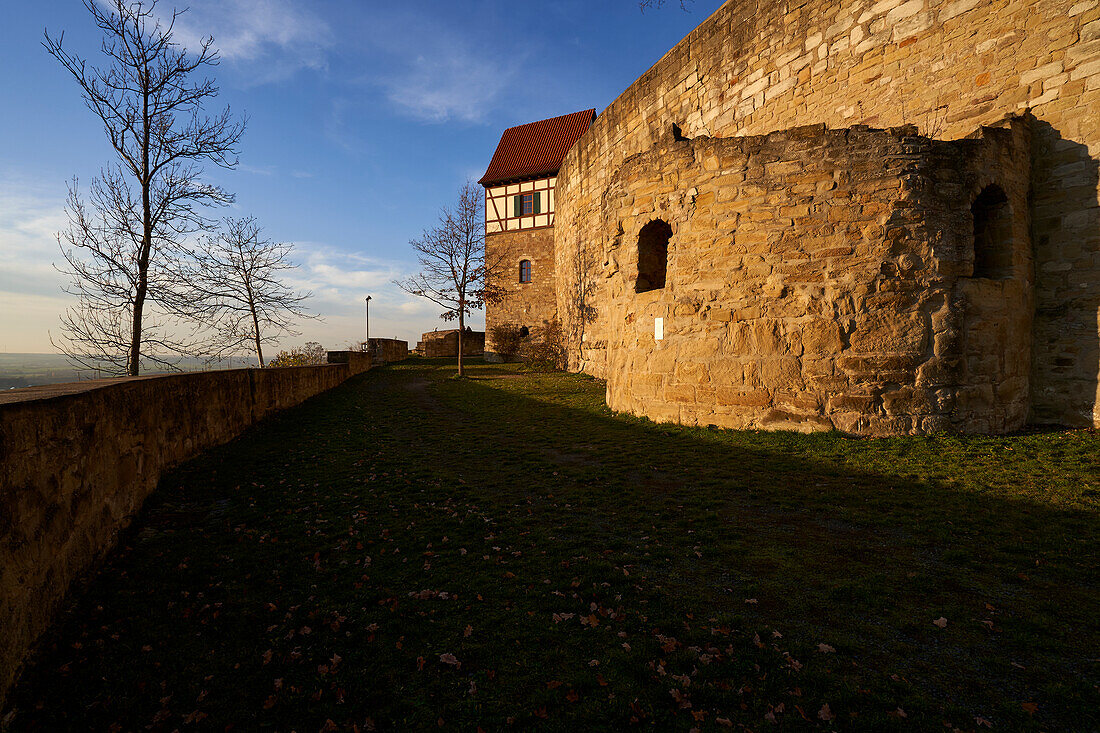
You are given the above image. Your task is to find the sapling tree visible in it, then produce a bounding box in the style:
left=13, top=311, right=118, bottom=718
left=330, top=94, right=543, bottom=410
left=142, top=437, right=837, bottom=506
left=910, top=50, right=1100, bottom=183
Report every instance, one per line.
left=46, top=0, right=245, bottom=375
left=395, top=182, right=502, bottom=377
left=186, top=217, right=313, bottom=367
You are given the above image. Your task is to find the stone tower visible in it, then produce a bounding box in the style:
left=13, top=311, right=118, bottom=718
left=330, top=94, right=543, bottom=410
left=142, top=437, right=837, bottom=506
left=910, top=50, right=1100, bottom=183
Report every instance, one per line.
left=479, top=109, right=595, bottom=360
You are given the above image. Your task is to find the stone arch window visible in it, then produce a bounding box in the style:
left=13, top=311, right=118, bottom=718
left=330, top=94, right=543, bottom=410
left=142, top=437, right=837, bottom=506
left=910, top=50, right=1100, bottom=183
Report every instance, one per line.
left=971, top=185, right=1013, bottom=279
left=519, top=259, right=532, bottom=283
left=636, top=219, right=671, bottom=293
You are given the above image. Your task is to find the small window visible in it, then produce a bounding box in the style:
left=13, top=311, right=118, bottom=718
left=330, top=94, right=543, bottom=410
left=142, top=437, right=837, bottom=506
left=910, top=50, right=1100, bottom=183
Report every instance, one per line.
left=513, top=192, right=541, bottom=217
left=636, top=219, right=672, bottom=293
left=519, top=326, right=530, bottom=338
left=519, top=259, right=532, bottom=283
left=971, top=185, right=1013, bottom=279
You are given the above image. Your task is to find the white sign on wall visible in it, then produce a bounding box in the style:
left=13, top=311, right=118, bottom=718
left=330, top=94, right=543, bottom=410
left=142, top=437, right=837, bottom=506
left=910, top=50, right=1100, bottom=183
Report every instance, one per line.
left=655, top=317, right=664, bottom=340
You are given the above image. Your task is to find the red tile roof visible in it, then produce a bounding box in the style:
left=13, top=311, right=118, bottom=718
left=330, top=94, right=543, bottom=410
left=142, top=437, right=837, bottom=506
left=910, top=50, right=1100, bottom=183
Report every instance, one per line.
left=479, top=109, right=596, bottom=187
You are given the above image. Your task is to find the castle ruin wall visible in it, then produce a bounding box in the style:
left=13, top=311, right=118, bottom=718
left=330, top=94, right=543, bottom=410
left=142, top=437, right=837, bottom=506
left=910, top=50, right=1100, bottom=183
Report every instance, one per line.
left=555, top=0, right=1100, bottom=428
left=578, top=121, right=1031, bottom=435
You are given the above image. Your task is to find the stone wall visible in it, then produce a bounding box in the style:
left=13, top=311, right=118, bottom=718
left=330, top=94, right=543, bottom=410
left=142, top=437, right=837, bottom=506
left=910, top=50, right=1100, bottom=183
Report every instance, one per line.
left=556, top=0, right=1100, bottom=428
left=484, top=228, right=558, bottom=358
left=417, top=329, right=486, bottom=358
left=572, top=119, right=1030, bottom=435
left=367, top=338, right=409, bottom=365
left=0, top=353, right=370, bottom=704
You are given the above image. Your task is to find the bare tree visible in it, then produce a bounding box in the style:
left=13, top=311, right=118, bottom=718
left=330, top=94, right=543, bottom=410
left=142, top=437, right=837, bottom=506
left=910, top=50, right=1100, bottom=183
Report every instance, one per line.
left=45, top=0, right=245, bottom=376
left=395, top=182, right=502, bottom=377
left=184, top=217, right=313, bottom=367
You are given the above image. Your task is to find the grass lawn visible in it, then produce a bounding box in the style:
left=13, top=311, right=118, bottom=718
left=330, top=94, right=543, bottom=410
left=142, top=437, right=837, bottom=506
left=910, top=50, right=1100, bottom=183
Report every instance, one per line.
left=4, top=358, right=1098, bottom=731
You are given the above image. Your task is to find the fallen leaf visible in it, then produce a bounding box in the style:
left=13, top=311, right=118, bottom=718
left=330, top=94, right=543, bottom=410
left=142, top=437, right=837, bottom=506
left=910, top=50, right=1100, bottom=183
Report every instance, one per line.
left=817, top=643, right=836, bottom=653
left=439, top=653, right=461, bottom=668
left=1021, top=702, right=1038, bottom=715
left=933, top=617, right=948, bottom=628
left=818, top=703, right=835, bottom=721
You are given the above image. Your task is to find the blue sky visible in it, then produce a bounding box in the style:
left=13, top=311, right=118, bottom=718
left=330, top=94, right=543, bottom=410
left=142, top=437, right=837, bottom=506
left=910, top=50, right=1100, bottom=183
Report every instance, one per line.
left=0, top=0, right=724, bottom=354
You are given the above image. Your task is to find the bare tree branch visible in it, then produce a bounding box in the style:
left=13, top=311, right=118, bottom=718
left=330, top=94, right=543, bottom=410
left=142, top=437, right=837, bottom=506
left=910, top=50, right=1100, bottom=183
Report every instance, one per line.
left=639, top=0, right=692, bottom=11
left=45, top=0, right=245, bottom=376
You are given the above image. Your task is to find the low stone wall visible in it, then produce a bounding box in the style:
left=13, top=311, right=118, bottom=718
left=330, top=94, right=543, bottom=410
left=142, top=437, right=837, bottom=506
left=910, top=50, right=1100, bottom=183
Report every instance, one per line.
left=0, top=352, right=370, bottom=704
left=417, top=330, right=486, bottom=358
left=367, top=338, right=409, bottom=365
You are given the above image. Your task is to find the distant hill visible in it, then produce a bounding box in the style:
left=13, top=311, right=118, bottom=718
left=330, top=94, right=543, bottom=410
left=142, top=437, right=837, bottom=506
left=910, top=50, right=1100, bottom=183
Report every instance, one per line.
left=0, top=353, right=258, bottom=390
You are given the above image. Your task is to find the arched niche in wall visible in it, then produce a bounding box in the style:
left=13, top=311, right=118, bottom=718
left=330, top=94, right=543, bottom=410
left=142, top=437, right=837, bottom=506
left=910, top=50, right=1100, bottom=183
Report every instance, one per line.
left=636, top=219, right=672, bottom=293
left=970, top=185, right=1013, bottom=279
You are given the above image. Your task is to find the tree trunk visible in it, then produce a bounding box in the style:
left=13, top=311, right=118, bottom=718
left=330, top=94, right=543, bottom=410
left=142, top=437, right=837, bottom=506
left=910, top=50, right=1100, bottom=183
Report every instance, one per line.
left=457, top=307, right=465, bottom=377
left=129, top=67, right=152, bottom=378
left=245, top=281, right=265, bottom=367
left=130, top=146, right=150, bottom=378
left=251, top=306, right=264, bottom=367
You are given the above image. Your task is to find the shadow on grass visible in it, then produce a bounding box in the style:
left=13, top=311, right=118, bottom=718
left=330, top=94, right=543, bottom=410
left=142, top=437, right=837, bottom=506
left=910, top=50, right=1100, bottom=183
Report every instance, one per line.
left=4, top=360, right=1098, bottom=731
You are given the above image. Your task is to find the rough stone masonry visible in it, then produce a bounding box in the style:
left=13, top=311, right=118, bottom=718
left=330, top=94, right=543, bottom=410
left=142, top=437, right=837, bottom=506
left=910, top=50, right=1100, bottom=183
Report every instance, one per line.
left=534, top=0, right=1100, bottom=435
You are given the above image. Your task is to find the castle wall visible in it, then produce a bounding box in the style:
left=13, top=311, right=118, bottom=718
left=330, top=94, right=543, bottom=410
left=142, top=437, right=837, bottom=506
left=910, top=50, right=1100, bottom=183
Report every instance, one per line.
left=367, top=338, right=409, bottom=365
left=417, top=329, right=486, bottom=358
left=484, top=227, right=559, bottom=358
left=0, top=353, right=372, bottom=705
left=582, top=121, right=1030, bottom=435
left=556, top=0, right=1100, bottom=427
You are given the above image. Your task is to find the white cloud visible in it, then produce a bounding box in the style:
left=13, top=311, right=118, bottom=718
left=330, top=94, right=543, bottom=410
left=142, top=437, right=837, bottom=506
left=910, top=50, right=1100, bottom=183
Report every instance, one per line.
left=0, top=177, right=68, bottom=295
left=276, top=243, right=466, bottom=350
left=362, top=11, right=525, bottom=124
left=165, top=0, right=333, bottom=83
left=381, top=48, right=512, bottom=123
left=0, top=174, right=72, bottom=352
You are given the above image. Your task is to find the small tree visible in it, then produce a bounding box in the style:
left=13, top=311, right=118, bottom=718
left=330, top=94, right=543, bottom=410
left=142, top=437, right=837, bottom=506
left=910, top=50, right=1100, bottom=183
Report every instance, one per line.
left=489, top=324, right=524, bottom=361
left=46, top=0, right=245, bottom=376
left=187, top=217, right=313, bottom=367
left=267, top=341, right=326, bottom=368
left=520, top=319, right=567, bottom=371
left=395, top=182, right=501, bottom=377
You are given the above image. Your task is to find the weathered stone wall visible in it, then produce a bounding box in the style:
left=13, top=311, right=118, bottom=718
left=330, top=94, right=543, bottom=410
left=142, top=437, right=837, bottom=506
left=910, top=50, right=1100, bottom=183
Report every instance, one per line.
left=417, top=329, right=486, bottom=358
left=575, top=120, right=1030, bottom=435
left=367, top=338, right=409, bottom=365
left=0, top=354, right=371, bottom=704
left=556, top=0, right=1100, bottom=427
left=484, top=228, right=559, bottom=358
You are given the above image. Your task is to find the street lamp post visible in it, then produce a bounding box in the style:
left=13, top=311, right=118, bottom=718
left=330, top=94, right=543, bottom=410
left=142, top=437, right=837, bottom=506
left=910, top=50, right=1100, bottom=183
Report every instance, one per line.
left=364, top=296, right=372, bottom=347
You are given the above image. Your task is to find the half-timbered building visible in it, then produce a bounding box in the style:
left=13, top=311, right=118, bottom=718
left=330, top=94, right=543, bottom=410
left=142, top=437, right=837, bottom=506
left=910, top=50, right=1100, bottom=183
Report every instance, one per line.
left=479, top=109, right=595, bottom=360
